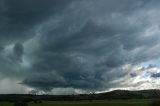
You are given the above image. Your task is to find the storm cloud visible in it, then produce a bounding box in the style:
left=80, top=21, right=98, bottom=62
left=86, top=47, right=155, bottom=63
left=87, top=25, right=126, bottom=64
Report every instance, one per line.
left=151, top=73, right=160, bottom=78
left=0, top=0, right=160, bottom=94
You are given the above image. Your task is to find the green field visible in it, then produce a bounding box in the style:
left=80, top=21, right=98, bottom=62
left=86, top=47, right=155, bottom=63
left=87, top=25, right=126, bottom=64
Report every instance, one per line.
left=0, top=99, right=156, bottom=106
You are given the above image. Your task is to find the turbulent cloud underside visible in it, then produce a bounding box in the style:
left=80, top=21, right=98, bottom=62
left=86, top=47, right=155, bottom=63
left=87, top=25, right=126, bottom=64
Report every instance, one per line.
left=0, top=0, right=160, bottom=94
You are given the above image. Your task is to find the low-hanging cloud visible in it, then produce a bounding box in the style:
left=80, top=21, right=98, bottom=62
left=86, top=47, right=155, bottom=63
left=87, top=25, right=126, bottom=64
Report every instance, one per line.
left=0, top=0, right=160, bottom=93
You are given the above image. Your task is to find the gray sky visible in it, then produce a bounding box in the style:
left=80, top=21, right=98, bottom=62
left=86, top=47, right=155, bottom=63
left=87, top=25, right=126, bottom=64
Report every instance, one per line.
left=0, top=0, right=160, bottom=94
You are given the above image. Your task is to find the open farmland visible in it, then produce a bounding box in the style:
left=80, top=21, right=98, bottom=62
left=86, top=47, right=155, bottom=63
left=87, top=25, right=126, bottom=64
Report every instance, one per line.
left=0, top=99, right=156, bottom=106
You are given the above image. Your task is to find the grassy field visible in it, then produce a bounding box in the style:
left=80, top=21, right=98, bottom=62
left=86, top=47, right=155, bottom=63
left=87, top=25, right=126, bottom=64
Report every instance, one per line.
left=0, top=99, right=155, bottom=106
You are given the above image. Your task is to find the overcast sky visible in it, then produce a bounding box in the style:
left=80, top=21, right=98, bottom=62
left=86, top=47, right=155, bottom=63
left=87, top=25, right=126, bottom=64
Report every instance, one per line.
left=0, top=0, right=160, bottom=94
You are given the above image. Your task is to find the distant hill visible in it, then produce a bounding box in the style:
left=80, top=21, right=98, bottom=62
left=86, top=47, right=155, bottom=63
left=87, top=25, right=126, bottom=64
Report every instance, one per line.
left=0, top=89, right=160, bottom=102
left=98, top=89, right=160, bottom=99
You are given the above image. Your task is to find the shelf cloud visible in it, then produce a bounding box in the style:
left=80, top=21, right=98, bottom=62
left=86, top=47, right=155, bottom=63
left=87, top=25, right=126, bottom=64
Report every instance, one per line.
left=0, top=0, right=160, bottom=94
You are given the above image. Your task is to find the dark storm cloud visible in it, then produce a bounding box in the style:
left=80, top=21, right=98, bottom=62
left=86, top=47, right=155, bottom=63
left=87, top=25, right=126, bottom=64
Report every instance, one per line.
left=0, top=0, right=72, bottom=79
left=151, top=73, right=160, bottom=78
left=0, top=0, right=72, bottom=45
left=13, top=43, right=23, bottom=61
left=1, top=0, right=160, bottom=93
left=21, top=0, right=160, bottom=91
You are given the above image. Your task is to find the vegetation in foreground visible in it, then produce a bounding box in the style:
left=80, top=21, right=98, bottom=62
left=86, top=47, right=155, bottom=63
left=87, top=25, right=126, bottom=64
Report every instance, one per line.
left=1, top=89, right=160, bottom=106
left=0, top=99, right=160, bottom=106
